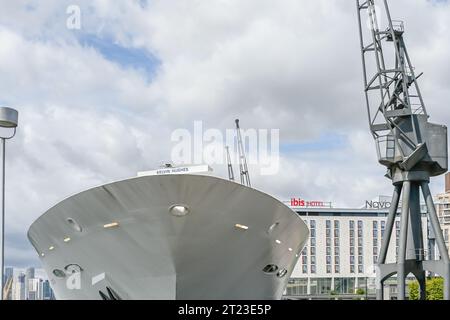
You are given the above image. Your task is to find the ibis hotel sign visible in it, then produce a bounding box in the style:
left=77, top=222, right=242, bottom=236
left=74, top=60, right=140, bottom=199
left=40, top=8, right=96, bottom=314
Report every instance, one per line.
left=289, top=198, right=332, bottom=208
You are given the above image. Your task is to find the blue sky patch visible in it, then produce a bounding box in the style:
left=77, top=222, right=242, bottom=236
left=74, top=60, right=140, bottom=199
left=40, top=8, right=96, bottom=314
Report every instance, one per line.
left=78, top=34, right=160, bottom=81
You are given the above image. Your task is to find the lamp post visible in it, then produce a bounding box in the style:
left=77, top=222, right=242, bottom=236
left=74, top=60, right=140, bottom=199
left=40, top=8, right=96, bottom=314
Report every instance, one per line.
left=0, top=107, right=18, bottom=301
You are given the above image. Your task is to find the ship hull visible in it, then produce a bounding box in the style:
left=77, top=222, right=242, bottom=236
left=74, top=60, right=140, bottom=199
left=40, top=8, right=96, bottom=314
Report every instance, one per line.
left=27, top=174, right=308, bottom=299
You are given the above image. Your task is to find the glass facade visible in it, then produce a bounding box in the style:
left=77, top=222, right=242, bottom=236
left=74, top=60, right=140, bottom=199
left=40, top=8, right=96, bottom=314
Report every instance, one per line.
left=334, top=277, right=356, bottom=295
left=286, top=279, right=308, bottom=296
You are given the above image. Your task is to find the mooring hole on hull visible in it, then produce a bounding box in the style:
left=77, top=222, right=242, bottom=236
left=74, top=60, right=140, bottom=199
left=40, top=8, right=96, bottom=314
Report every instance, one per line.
left=263, top=264, right=278, bottom=274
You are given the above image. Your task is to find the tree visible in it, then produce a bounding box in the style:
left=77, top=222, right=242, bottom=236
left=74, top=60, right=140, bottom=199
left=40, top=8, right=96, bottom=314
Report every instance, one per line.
left=408, top=281, right=419, bottom=300
left=408, top=277, right=444, bottom=300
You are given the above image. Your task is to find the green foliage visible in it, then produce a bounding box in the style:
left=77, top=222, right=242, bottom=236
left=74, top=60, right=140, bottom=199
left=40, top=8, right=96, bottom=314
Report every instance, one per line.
left=427, top=278, right=444, bottom=300
left=408, top=277, right=444, bottom=300
left=408, top=281, right=419, bottom=300
left=356, top=288, right=365, bottom=295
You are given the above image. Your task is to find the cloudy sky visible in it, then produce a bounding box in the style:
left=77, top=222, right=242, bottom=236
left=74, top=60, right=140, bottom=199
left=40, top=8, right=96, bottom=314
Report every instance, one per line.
left=0, top=0, right=449, bottom=268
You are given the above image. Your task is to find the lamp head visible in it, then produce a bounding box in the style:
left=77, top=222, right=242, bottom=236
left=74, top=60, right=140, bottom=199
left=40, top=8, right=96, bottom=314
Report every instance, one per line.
left=0, top=107, right=18, bottom=128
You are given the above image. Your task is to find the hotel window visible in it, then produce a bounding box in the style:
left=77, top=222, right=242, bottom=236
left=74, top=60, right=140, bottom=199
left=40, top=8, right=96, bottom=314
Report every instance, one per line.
left=358, top=238, right=363, bottom=247
left=326, top=229, right=331, bottom=237
left=302, top=256, right=307, bottom=264
left=326, top=256, right=332, bottom=264
left=311, top=265, right=316, bottom=274
left=395, top=221, right=400, bottom=229
left=358, top=265, right=364, bottom=273
left=302, top=265, right=308, bottom=273
left=350, top=265, right=355, bottom=273
left=326, top=247, right=331, bottom=255
left=334, top=256, right=340, bottom=264
left=302, top=247, right=307, bottom=255
left=373, top=255, right=378, bottom=264
left=349, top=221, right=355, bottom=229
left=335, top=265, right=340, bottom=273
left=334, top=229, right=340, bottom=237
left=311, top=256, right=316, bottom=264
left=311, top=229, right=316, bottom=237
left=358, top=247, right=363, bottom=255
left=326, top=265, right=332, bottom=274
left=373, top=221, right=378, bottom=229
left=311, top=238, right=316, bottom=246
left=326, top=238, right=331, bottom=246
left=373, top=247, right=378, bottom=255
left=326, top=220, right=331, bottom=229
left=358, top=229, right=363, bottom=237
left=334, top=221, right=340, bottom=228
left=373, top=239, right=378, bottom=247
left=350, top=238, right=355, bottom=247
left=310, top=247, right=316, bottom=255
left=381, top=221, right=386, bottom=237
left=350, top=229, right=355, bottom=237
left=350, top=256, right=355, bottom=264
left=334, top=238, right=340, bottom=246
left=358, top=220, right=363, bottom=229
left=334, top=247, right=340, bottom=255
left=350, top=247, right=355, bottom=255
left=358, top=256, right=363, bottom=264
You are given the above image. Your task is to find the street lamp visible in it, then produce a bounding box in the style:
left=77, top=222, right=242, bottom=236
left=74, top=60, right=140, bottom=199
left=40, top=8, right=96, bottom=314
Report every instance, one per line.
left=0, top=107, right=18, bottom=301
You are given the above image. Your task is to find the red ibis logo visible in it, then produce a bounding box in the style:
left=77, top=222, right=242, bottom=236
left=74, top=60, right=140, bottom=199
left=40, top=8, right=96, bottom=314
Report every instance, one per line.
left=290, top=198, right=326, bottom=208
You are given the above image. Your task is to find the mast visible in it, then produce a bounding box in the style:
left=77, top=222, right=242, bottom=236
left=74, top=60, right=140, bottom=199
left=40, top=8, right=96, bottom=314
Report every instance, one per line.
left=225, top=146, right=235, bottom=181
left=235, top=119, right=251, bottom=187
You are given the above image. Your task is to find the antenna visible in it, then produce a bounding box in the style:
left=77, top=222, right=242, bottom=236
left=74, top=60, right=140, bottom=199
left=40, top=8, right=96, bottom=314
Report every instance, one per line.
left=357, top=0, right=449, bottom=300
left=235, top=119, right=251, bottom=187
left=225, top=146, right=235, bottom=181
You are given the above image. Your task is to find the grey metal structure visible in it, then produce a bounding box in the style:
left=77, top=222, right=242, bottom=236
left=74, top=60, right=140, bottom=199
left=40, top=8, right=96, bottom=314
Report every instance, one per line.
left=357, top=0, right=449, bottom=300
left=0, top=106, right=18, bottom=301
left=235, top=119, right=251, bottom=187
left=225, top=146, right=235, bottom=182
left=28, top=174, right=308, bottom=299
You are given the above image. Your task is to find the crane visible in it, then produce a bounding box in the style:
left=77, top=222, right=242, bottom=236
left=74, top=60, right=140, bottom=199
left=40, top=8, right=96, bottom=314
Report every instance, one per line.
left=235, top=119, right=251, bottom=187
left=225, top=146, right=235, bottom=182
left=357, top=0, right=449, bottom=300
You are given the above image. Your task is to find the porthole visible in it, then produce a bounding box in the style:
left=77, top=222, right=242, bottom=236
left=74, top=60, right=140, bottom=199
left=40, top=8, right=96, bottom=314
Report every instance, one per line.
left=52, top=269, right=66, bottom=278
left=67, top=218, right=82, bottom=232
left=262, top=264, right=279, bottom=274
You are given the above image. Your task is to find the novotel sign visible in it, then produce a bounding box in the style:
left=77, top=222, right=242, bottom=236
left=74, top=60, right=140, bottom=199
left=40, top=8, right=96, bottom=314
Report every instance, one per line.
left=289, top=198, right=332, bottom=208
left=365, top=200, right=391, bottom=209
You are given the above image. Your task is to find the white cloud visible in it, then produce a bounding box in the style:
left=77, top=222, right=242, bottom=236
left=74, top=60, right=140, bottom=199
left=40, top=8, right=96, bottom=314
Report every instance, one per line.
left=0, top=0, right=449, bottom=268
